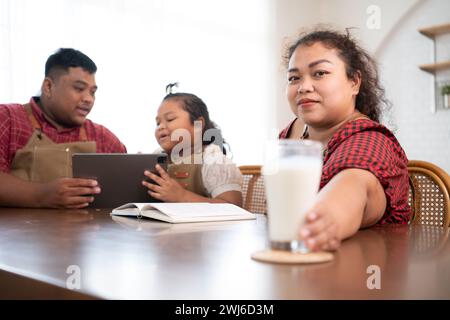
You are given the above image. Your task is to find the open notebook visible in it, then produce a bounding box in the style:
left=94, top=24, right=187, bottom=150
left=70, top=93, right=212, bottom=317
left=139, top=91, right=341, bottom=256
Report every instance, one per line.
left=111, top=202, right=256, bottom=224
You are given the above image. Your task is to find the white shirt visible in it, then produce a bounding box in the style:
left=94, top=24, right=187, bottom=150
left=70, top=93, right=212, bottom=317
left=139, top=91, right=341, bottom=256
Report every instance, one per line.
left=154, top=144, right=242, bottom=198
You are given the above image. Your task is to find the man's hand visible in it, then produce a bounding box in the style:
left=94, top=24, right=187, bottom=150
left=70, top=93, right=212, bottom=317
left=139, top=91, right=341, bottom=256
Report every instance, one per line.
left=38, top=178, right=101, bottom=209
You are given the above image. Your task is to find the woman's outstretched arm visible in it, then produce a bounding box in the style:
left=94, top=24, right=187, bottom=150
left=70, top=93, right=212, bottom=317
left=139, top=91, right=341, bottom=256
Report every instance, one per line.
left=298, top=168, right=387, bottom=251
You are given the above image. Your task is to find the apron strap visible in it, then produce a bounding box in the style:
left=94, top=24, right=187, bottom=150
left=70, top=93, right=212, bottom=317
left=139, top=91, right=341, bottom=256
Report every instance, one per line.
left=24, top=103, right=42, bottom=131
left=24, top=103, right=88, bottom=141
left=79, top=125, right=88, bottom=141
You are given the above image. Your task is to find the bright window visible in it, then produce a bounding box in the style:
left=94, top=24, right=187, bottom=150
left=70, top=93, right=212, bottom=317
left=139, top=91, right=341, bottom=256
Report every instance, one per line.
left=0, top=0, right=271, bottom=165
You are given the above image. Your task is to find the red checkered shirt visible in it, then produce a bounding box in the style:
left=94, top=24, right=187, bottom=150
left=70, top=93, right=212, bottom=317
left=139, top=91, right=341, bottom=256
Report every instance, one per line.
left=0, top=97, right=127, bottom=172
left=280, top=118, right=410, bottom=225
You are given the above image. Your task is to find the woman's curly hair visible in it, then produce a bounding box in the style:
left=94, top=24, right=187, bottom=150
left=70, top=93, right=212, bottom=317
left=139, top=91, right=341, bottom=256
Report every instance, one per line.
left=284, top=28, right=390, bottom=123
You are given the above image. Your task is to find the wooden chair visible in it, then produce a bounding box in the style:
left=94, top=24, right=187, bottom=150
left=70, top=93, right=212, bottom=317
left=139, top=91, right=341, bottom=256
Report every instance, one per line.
left=239, top=161, right=450, bottom=227
left=239, top=165, right=266, bottom=214
left=408, top=160, right=450, bottom=227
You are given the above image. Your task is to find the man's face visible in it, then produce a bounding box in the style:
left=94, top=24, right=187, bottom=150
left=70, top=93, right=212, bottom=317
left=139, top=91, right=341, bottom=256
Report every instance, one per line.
left=43, top=67, right=97, bottom=127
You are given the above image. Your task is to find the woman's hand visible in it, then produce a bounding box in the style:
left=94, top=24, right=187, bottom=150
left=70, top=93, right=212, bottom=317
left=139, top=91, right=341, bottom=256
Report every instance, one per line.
left=142, top=164, right=188, bottom=202
left=298, top=208, right=341, bottom=252
left=297, top=168, right=387, bottom=252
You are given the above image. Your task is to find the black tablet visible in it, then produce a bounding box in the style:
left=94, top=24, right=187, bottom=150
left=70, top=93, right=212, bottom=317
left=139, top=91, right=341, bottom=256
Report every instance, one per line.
left=72, top=153, right=168, bottom=208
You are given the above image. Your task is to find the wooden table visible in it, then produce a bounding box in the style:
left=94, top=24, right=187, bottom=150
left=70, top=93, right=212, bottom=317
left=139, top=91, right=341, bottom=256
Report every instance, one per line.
left=0, top=208, right=449, bottom=299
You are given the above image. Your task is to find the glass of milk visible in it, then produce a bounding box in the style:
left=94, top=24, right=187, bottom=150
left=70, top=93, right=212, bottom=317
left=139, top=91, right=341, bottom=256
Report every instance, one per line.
left=263, top=139, right=323, bottom=253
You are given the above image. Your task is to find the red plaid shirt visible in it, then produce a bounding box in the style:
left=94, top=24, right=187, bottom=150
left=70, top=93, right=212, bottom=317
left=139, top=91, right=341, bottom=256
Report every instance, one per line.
left=0, top=97, right=127, bottom=172
left=280, top=118, right=410, bottom=225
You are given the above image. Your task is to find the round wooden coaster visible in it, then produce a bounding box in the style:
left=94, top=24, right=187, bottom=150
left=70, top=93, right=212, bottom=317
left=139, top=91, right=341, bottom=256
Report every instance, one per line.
left=251, top=249, right=334, bottom=264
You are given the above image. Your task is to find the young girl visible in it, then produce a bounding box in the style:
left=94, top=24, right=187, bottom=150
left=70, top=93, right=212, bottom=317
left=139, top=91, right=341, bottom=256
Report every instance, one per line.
left=280, top=29, right=410, bottom=251
left=142, top=86, right=243, bottom=207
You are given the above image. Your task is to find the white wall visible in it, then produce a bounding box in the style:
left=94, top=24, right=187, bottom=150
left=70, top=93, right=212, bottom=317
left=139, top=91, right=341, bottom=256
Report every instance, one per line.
left=377, top=0, right=450, bottom=172
left=2, top=0, right=448, bottom=170
left=272, top=0, right=421, bottom=131
left=270, top=0, right=321, bottom=134
left=272, top=0, right=450, bottom=173
left=0, top=0, right=11, bottom=97
left=0, top=0, right=272, bottom=166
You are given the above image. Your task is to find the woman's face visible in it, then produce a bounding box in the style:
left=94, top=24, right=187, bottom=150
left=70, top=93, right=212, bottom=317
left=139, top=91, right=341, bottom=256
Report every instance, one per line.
left=286, top=42, right=361, bottom=128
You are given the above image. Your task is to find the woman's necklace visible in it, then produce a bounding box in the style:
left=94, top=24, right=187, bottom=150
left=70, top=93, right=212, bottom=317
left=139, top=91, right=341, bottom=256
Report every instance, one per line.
left=299, top=125, right=328, bottom=158
left=300, top=112, right=369, bottom=158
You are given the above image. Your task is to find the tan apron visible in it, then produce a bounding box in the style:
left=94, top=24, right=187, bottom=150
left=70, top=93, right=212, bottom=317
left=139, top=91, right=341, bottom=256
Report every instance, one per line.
left=167, top=155, right=208, bottom=197
left=9, top=104, right=96, bottom=183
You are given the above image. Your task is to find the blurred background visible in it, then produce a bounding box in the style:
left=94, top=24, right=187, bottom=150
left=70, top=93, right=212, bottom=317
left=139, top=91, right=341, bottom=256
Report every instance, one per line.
left=1, top=0, right=449, bottom=172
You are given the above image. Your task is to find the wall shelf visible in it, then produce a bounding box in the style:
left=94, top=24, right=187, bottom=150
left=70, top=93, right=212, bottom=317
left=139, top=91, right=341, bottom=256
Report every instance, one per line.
left=419, top=61, right=450, bottom=74
left=419, top=23, right=450, bottom=38
left=418, top=22, right=450, bottom=113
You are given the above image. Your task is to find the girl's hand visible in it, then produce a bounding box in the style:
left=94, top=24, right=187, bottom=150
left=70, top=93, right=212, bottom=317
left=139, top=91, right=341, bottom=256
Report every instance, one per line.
left=142, top=164, right=188, bottom=202
left=298, top=209, right=341, bottom=252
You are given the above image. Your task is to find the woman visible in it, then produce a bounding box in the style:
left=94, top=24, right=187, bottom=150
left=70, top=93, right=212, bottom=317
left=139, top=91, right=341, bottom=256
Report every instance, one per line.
left=280, top=29, right=410, bottom=251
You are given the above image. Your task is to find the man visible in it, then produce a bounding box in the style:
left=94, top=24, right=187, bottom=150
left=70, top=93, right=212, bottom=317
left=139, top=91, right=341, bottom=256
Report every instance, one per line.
left=0, top=48, right=126, bottom=208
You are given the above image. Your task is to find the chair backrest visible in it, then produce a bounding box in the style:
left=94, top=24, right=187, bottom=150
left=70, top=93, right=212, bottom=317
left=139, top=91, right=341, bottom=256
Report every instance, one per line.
left=239, top=161, right=450, bottom=226
left=239, top=165, right=266, bottom=214
left=408, top=160, right=450, bottom=227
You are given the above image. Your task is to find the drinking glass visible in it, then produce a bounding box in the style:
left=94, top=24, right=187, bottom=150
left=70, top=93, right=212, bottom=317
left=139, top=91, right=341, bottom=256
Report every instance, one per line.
left=263, top=139, right=323, bottom=253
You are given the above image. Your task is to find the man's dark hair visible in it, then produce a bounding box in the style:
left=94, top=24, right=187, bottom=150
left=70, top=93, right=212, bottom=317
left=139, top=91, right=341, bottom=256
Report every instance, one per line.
left=45, top=48, right=97, bottom=77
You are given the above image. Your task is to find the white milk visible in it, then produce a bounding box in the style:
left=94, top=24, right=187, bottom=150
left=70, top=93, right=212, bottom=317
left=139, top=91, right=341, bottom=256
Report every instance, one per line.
left=264, top=157, right=322, bottom=242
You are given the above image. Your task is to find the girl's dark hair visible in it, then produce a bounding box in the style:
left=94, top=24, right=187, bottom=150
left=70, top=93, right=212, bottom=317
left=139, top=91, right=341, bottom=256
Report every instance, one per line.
left=284, top=28, right=390, bottom=123
left=163, top=83, right=229, bottom=154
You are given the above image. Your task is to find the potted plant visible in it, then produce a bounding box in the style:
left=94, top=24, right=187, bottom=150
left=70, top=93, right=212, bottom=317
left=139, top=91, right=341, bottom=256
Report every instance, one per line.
left=442, top=84, right=450, bottom=109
